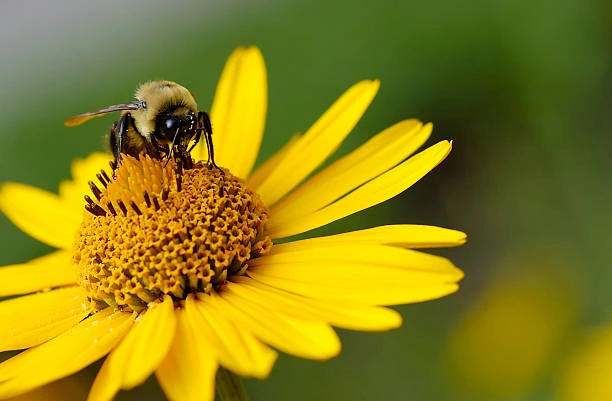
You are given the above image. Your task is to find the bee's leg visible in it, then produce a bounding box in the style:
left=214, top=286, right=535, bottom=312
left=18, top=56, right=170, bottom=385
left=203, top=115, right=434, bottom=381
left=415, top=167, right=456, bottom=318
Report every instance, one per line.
left=108, top=123, right=118, bottom=172
left=176, top=141, right=193, bottom=170
left=197, top=111, right=222, bottom=172
left=187, top=126, right=201, bottom=153
left=110, top=113, right=131, bottom=176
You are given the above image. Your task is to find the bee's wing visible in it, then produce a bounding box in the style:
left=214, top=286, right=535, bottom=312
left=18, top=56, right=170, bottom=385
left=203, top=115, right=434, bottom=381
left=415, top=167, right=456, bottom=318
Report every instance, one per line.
left=64, top=101, right=145, bottom=127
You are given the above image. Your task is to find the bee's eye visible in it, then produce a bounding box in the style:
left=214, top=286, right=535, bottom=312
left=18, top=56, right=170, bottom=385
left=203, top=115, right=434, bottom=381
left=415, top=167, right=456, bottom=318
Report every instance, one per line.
left=165, top=117, right=180, bottom=130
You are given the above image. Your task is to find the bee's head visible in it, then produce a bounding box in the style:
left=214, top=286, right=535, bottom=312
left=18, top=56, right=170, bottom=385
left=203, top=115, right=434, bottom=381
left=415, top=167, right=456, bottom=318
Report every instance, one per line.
left=132, top=81, right=199, bottom=143
left=155, top=109, right=198, bottom=146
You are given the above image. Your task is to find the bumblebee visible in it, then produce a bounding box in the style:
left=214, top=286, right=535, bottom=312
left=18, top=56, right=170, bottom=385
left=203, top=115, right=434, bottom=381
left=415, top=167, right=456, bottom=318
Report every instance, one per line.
left=65, top=80, right=217, bottom=171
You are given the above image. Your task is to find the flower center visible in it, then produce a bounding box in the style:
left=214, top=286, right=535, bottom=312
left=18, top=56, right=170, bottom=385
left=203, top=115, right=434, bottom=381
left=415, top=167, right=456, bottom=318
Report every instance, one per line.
left=73, top=155, right=272, bottom=313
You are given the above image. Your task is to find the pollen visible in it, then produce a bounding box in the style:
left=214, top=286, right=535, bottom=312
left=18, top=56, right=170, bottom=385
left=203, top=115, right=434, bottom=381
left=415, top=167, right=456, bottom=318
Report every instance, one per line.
left=73, top=155, right=272, bottom=313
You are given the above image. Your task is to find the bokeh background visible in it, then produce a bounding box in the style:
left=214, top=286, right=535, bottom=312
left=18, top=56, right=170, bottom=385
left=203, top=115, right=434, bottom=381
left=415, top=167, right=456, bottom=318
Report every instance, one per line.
left=1, top=1, right=610, bottom=400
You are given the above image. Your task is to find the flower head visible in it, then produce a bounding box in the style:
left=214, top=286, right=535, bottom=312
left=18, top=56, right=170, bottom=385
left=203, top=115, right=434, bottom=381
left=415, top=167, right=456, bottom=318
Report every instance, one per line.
left=0, top=47, right=466, bottom=401
left=76, top=158, right=271, bottom=313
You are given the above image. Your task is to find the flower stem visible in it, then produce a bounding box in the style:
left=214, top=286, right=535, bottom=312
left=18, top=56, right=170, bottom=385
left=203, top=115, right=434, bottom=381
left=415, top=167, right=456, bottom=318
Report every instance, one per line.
left=216, top=367, right=249, bottom=401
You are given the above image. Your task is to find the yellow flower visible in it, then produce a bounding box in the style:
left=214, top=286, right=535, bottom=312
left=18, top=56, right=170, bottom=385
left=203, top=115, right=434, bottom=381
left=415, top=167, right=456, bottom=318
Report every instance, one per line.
left=560, top=325, right=612, bottom=401
left=444, top=258, right=578, bottom=399
left=0, top=47, right=465, bottom=401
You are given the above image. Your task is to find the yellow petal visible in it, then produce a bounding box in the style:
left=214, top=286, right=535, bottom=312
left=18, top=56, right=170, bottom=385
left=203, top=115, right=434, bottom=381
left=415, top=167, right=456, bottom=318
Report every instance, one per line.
left=86, top=354, right=119, bottom=401
left=58, top=153, right=114, bottom=211
left=229, top=277, right=402, bottom=332
left=247, top=133, right=302, bottom=189
left=249, top=271, right=459, bottom=305
left=256, top=244, right=463, bottom=277
left=267, top=140, right=452, bottom=238
left=272, top=224, right=467, bottom=251
left=251, top=257, right=459, bottom=287
left=206, top=46, right=267, bottom=178
left=0, top=250, right=77, bottom=296
left=119, top=296, right=176, bottom=388
left=156, top=308, right=217, bottom=401
left=255, top=80, right=380, bottom=207
left=187, top=295, right=277, bottom=378
left=271, top=119, right=429, bottom=222
left=0, top=286, right=89, bottom=351
left=0, top=308, right=133, bottom=399
left=204, top=290, right=341, bottom=360
left=0, top=182, right=81, bottom=249
left=248, top=245, right=462, bottom=305
left=87, top=296, right=175, bottom=401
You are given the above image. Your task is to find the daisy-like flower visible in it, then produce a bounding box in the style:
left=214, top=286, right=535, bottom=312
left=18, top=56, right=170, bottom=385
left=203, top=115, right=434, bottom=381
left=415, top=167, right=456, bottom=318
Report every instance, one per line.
left=0, top=47, right=465, bottom=401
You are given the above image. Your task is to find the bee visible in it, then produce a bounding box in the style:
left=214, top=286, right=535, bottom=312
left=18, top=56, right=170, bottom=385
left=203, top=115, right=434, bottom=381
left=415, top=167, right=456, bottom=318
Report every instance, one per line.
left=65, top=80, right=217, bottom=172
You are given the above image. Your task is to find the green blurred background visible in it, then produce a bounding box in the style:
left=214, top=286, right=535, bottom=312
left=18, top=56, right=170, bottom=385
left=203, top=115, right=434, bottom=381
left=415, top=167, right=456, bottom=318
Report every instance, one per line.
left=1, top=0, right=610, bottom=400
